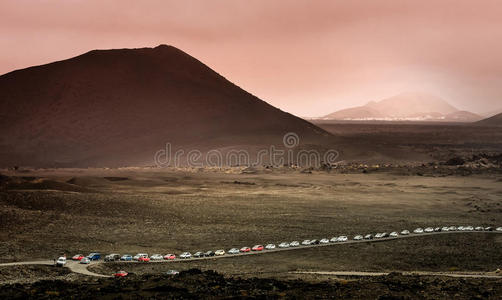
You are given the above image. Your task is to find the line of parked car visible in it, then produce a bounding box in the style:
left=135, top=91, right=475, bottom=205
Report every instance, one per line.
left=68, top=226, right=502, bottom=265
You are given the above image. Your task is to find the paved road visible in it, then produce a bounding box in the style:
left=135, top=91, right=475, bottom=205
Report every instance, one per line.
left=66, top=261, right=111, bottom=277
left=129, top=230, right=502, bottom=263
left=0, top=260, right=110, bottom=278
left=0, top=230, right=500, bottom=278
left=0, top=260, right=53, bottom=266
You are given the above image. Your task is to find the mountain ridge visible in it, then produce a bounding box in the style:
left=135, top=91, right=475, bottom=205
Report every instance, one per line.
left=322, top=93, right=481, bottom=122
left=476, top=113, right=502, bottom=126
left=0, top=45, right=331, bottom=167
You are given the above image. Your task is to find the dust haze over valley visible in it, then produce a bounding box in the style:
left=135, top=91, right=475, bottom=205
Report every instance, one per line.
left=1, top=1, right=502, bottom=299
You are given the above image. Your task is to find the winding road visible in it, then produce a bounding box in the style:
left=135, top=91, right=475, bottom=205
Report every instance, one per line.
left=1, top=230, right=501, bottom=278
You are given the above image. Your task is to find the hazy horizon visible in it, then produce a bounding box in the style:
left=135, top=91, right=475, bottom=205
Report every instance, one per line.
left=2, top=0, right=502, bottom=117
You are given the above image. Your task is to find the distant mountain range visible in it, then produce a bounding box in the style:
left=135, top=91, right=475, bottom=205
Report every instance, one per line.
left=321, top=93, right=482, bottom=122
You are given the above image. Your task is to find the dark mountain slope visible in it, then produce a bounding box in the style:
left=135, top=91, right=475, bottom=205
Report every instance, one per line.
left=476, top=113, right=502, bottom=126
left=0, top=45, right=330, bottom=167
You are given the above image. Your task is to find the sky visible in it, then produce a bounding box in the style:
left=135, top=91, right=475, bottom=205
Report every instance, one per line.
left=1, top=0, right=502, bottom=117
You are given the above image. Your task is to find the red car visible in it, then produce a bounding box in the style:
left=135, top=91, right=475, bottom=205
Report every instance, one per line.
left=114, top=270, right=128, bottom=278
left=72, top=254, right=85, bottom=261
left=252, top=245, right=264, bottom=251
left=164, top=254, right=176, bottom=260
left=138, top=257, right=150, bottom=262
left=239, top=247, right=251, bottom=253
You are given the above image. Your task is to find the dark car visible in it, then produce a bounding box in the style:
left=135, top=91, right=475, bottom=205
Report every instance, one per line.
left=204, top=251, right=215, bottom=257
left=87, top=253, right=101, bottom=261
left=193, top=251, right=204, bottom=258
left=310, top=239, right=319, bottom=245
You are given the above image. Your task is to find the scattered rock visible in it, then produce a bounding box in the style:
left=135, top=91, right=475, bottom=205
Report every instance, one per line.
left=1, top=269, right=502, bottom=299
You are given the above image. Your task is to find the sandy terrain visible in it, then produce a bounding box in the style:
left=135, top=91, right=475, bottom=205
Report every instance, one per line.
left=1, top=167, right=501, bottom=266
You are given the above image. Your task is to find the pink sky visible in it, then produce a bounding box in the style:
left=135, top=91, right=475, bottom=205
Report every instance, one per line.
left=1, top=0, right=502, bottom=116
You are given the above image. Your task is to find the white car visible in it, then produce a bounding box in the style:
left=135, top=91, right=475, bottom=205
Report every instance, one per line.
left=290, top=241, right=300, bottom=247
left=80, top=257, right=91, bottom=264
left=458, top=226, right=465, bottom=231
left=133, top=253, right=148, bottom=260
left=464, top=226, right=474, bottom=231
left=389, top=232, right=398, bottom=237
left=215, top=249, right=225, bottom=256
left=56, top=257, right=66, bottom=267
left=448, top=226, right=457, bottom=231
left=337, top=236, right=348, bottom=242
left=353, top=235, right=363, bottom=240
left=364, top=234, right=373, bottom=240
left=278, top=242, right=290, bottom=248
left=475, top=226, right=484, bottom=231
left=150, top=254, right=163, bottom=260
left=302, top=240, right=311, bottom=245
left=179, top=252, right=192, bottom=259
left=329, top=237, right=338, bottom=243
left=374, top=233, right=383, bottom=238
left=166, top=270, right=179, bottom=275
left=496, top=227, right=502, bottom=232
left=320, top=238, right=330, bottom=244
left=265, top=244, right=276, bottom=250
left=424, top=227, right=434, bottom=233
left=441, top=227, right=449, bottom=232
left=413, top=228, right=424, bottom=234
left=228, top=248, right=239, bottom=254
left=400, top=230, right=410, bottom=235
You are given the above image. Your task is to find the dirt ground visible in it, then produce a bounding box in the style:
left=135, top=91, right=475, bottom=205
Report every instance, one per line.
left=88, top=233, right=502, bottom=278
left=314, top=121, right=502, bottom=162
left=1, top=168, right=501, bottom=269
left=0, top=264, right=74, bottom=285
left=1, top=123, right=502, bottom=297
left=2, top=269, right=502, bottom=299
